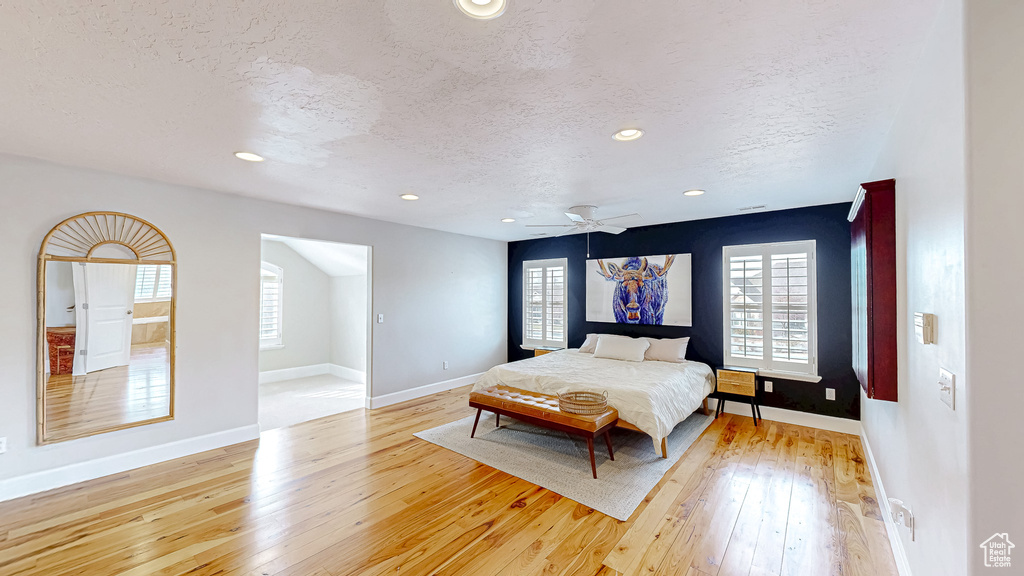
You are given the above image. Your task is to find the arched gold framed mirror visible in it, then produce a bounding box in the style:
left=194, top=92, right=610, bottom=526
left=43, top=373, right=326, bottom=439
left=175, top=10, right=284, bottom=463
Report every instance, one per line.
left=37, top=212, right=176, bottom=444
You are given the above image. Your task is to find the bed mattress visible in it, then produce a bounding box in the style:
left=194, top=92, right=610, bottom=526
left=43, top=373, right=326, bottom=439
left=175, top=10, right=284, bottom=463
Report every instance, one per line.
left=473, top=349, right=715, bottom=442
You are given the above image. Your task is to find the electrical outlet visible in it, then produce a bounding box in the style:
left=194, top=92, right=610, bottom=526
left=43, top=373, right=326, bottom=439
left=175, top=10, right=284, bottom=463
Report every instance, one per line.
left=825, top=388, right=836, bottom=401
left=763, top=380, right=773, bottom=393
left=377, top=313, right=384, bottom=324
left=0, top=437, right=7, bottom=454
left=443, top=361, right=449, bottom=370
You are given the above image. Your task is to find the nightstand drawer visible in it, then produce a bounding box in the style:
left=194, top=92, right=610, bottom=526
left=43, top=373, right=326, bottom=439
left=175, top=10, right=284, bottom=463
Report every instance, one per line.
left=717, top=369, right=756, bottom=396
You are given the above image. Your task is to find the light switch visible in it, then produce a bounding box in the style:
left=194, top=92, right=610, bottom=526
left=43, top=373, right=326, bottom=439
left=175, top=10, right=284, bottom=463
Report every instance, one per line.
left=939, top=368, right=955, bottom=410
left=377, top=313, right=384, bottom=324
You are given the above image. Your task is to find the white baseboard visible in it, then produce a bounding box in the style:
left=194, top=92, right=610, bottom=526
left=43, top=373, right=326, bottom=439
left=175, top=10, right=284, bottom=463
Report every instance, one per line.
left=368, top=372, right=483, bottom=409
left=860, top=425, right=913, bottom=576
left=720, top=402, right=861, bottom=435
left=259, top=363, right=330, bottom=384
left=0, top=425, right=260, bottom=504
left=328, top=364, right=366, bottom=384
left=260, top=363, right=366, bottom=385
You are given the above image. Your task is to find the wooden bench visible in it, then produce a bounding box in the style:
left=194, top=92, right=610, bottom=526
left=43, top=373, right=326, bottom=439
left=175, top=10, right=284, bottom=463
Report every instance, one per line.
left=468, top=386, right=618, bottom=479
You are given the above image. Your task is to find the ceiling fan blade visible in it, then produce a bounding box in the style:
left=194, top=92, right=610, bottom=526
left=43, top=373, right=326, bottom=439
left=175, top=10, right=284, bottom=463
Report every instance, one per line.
left=599, top=213, right=642, bottom=223
left=525, top=224, right=576, bottom=228
left=594, top=225, right=627, bottom=234
left=564, top=212, right=586, bottom=223
left=556, top=227, right=584, bottom=237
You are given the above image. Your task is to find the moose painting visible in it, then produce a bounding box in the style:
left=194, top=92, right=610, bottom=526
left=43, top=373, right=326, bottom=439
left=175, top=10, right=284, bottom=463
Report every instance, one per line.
left=585, top=253, right=692, bottom=326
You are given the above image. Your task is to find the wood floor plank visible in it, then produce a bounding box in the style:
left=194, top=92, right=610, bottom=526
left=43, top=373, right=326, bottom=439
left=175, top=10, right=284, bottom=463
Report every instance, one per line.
left=746, top=423, right=800, bottom=576
left=608, top=416, right=741, bottom=575
left=716, top=421, right=787, bottom=576
left=655, top=417, right=768, bottom=575
left=0, top=388, right=899, bottom=576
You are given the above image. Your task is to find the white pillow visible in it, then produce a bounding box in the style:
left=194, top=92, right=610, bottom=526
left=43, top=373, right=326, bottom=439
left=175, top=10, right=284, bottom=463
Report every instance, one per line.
left=644, top=337, right=690, bottom=363
left=593, top=335, right=650, bottom=362
left=579, top=333, right=621, bottom=354
left=579, top=333, right=600, bottom=354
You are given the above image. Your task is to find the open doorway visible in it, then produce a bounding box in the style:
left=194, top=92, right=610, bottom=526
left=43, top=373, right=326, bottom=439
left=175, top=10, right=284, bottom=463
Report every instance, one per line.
left=257, top=234, right=371, bottom=431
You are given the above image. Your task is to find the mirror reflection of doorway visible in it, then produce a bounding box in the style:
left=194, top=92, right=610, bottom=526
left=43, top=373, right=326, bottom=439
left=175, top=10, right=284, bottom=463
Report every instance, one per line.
left=257, top=235, right=370, bottom=432
left=43, top=259, right=172, bottom=440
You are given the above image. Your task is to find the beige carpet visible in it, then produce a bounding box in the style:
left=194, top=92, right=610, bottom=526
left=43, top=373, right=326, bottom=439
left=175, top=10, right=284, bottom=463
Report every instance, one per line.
left=414, top=411, right=713, bottom=521
left=259, top=374, right=365, bottom=431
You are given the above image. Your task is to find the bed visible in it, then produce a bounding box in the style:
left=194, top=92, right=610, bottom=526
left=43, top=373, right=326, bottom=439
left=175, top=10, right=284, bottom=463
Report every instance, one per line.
left=472, top=349, right=716, bottom=457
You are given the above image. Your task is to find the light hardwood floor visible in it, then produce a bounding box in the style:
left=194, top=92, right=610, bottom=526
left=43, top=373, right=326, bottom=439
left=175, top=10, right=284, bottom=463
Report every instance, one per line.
left=44, top=343, right=171, bottom=441
left=0, top=386, right=897, bottom=576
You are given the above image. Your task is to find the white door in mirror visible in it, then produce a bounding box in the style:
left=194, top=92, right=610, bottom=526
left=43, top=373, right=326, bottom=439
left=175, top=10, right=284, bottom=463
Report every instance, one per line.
left=939, top=368, right=955, bottom=409
left=73, top=263, right=136, bottom=374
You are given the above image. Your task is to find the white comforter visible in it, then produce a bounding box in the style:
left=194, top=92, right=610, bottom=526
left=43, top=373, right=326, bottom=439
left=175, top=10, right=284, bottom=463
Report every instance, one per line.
left=473, top=349, right=715, bottom=442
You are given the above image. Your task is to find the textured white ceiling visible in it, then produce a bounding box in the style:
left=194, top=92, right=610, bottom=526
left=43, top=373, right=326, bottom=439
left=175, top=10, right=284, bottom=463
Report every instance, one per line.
left=0, top=0, right=941, bottom=241
left=263, top=235, right=367, bottom=277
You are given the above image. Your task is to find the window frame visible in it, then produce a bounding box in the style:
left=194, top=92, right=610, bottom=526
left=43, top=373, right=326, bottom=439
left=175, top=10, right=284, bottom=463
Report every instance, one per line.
left=259, top=262, right=284, bottom=350
left=522, top=258, right=568, bottom=350
left=133, top=264, right=173, bottom=303
left=722, top=240, right=820, bottom=382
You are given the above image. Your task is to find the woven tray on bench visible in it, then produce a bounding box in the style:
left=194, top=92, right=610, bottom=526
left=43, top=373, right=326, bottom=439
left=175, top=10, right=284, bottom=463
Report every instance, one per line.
left=557, top=390, right=608, bottom=415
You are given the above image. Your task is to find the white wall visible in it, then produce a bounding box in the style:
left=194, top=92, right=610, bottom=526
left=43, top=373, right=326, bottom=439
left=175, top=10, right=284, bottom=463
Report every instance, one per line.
left=861, top=0, right=969, bottom=574
left=964, top=2, right=1024, bottom=572
left=330, top=274, right=367, bottom=373
left=258, top=239, right=331, bottom=373
left=0, top=153, right=507, bottom=485
left=44, top=261, right=76, bottom=328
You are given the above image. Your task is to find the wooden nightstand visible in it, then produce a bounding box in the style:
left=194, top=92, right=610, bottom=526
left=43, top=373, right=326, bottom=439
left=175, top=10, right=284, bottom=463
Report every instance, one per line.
left=715, top=366, right=762, bottom=425
left=534, top=347, right=562, bottom=357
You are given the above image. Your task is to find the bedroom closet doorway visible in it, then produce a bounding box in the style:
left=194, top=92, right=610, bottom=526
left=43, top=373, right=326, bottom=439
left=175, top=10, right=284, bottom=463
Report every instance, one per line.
left=257, top=234, right=371, bottom=432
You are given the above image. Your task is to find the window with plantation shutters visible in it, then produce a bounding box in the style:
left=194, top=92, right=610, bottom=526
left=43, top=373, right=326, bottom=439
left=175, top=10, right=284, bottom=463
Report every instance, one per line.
left=723, top=241, right=818, bottom=379
left=134, top=265, right=173, bottom=301
left=260, top=262, right=284, bottom=348
left=523, top=258, right=568, bottom=349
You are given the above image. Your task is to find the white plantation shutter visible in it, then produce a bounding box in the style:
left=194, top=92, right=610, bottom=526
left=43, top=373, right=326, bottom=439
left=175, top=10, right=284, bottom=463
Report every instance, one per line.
left=134, top=265, right=158, bottom=300
left=134, top=265, right=173, bottom=301
left=724, top=241, right=816, bottom=377
left=525, top=267, right=544, bottom=342
left=523, top=259, right=568, bottom=349
left=260, top=262, right=284, bottom=347
left=155, top=266, right=173, bottom=299
left=770, top=252, right=810, bottom=363
left=728, top=255, right=764, bottom=360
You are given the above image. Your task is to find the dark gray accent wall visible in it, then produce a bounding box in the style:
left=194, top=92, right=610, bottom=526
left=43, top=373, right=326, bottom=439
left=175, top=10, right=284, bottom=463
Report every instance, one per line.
left=507, top=203, right=858, bottom=420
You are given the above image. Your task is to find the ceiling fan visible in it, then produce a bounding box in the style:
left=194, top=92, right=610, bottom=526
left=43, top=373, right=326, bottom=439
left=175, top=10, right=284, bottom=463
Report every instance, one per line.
left=525, top=205, right=643, bottom=236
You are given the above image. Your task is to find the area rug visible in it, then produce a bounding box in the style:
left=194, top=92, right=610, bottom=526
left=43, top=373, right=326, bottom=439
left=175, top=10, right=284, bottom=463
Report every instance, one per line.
left=414, top=412, right=714, bottom=521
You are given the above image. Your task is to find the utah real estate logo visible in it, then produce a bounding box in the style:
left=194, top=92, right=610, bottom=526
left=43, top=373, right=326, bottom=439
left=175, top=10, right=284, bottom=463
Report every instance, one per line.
left=980, top=533, right=1014, bottom=568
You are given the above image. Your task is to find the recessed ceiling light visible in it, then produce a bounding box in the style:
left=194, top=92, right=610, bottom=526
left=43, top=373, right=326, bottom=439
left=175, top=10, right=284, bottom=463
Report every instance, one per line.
left=612, top=128, right=644, bottom=142
left=400, top=193, right=420, bottom=201
left=683, top=189, right=705, bottom=196
left=501, top=218, right=516, bottom=223
left=454, top=0, right=506, bottom=20
left=234, top=151, right=264, bottom=162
